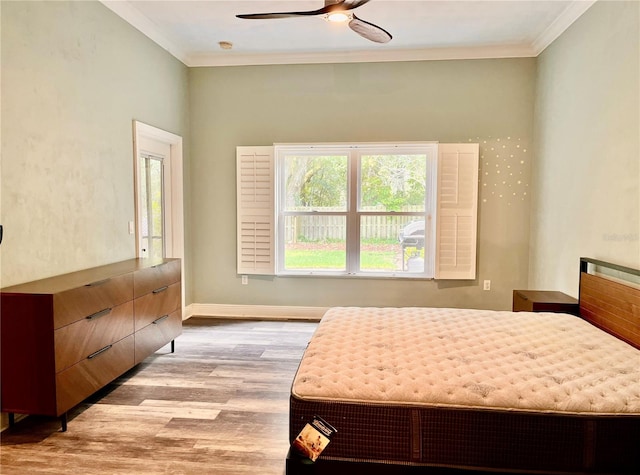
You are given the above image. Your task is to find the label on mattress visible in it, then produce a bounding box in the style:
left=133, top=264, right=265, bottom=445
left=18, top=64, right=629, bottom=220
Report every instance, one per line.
left=291, top=415, right=337, bottom=462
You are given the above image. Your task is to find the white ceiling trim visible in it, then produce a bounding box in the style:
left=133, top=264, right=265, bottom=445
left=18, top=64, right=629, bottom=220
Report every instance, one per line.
left=101, top=0, right=597, bottom=68
left=100, top=0, right=190, bottom=65
left=187, top=43, right=537, bottom=67
left=531, top=0, right=597, bottom=55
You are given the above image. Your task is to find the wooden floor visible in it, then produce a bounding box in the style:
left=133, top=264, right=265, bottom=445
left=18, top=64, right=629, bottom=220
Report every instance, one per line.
left=0, top=318, right=318, bottom=474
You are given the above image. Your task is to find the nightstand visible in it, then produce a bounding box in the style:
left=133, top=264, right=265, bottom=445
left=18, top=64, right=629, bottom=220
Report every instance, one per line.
left=512, top=290, right=579, bottom=316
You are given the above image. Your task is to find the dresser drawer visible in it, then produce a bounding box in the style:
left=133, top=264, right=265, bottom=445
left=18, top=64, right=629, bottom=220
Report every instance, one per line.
left=54, top=301, right=134, bottom=372
left=133, top=282, right=181, bottom=331
left=55, top=334, right=134, bottom=415
left=53, top=273, right=133, bottom=329
left=133, top=259, right=181, bottom=298
left=134, top=310, right=182, bottom=364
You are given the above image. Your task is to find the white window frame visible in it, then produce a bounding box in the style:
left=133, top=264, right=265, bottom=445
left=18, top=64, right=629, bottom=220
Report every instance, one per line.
left=275, top=143, right=438, bottom=278
left=236, top=142, right=478, bottom=280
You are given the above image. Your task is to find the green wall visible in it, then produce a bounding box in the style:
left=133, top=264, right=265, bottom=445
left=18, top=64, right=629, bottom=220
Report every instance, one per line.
left=530, top=0, right=639, bottom=295
left=0, top=1, right=190, bottom=289
left=4, top=0, right=635, bottom=315
left=189, top=59, right=536, bottom=310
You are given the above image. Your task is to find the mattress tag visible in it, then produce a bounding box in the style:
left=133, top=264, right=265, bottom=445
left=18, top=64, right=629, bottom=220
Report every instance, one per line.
left=292, top=416, right=337, bottom=462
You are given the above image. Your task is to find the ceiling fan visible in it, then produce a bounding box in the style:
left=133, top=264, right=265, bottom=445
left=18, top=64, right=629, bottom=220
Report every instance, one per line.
left=236, top=0, right=392, bottom=44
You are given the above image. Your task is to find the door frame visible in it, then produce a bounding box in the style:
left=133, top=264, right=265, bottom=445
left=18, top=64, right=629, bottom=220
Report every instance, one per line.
left=133, top=120, right=185, bottom=310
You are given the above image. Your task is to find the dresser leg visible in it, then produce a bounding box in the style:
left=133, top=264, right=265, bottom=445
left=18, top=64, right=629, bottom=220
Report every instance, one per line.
left=60, top=413, right=67, bottom=432
left=8, top=412, right=15, bottom=427
left=171, top=339, right=175, bottom=353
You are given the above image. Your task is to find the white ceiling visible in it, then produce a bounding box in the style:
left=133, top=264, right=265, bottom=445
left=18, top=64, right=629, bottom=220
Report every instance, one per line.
left=101, top=0, right=596, bottom=67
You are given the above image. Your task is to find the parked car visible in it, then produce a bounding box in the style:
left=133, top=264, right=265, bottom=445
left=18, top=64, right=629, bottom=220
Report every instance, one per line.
left=399, top=220, right=425, bottom=249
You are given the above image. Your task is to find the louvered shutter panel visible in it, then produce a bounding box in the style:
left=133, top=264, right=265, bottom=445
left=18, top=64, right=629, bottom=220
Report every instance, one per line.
left=435, top=143, right=479, bottom=279
left=236, top=146, right=275, bottom=275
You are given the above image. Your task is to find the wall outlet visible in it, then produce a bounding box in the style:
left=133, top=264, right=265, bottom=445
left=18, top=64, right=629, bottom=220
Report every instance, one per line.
left=483, top=280, right=491, bottom=291
left=241, top=275, right=248, bottom=285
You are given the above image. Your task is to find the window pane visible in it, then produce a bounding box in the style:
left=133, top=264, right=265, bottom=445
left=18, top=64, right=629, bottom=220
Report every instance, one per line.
left=360, top=216, right=425, bottom=273
left=149, top=158, right=164, bottom=261
left=140, top=156, right=164, bottom=260
left=284, top=154, right=348, bottom=211
left=360, top=154, right=427, bottom=211
left=140, top=157, right=149, bottom=257
left=284, top=215, right=346, bottom=271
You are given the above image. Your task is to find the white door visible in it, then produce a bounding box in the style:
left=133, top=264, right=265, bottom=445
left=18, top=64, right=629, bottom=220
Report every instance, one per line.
left=133, top=121, right=184, bottom=263
left=133, top=121, right=185, bottom=313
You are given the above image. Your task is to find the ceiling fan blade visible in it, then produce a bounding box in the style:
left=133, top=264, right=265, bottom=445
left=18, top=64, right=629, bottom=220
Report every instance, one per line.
left=237, top=12, right=323, bottom=19
left=349, top=14, right=392, bottom=43
left=237, top=0, right=371, bottom=20
left=341, top=0, right=372, bottom=9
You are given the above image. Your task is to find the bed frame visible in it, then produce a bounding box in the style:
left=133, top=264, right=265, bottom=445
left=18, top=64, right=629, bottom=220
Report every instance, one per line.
left=578, top=257, right=640, bottom=349
left=286, top=257, right=640, bottom=475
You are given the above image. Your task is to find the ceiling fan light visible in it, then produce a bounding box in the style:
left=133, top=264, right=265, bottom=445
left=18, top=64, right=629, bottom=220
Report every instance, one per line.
left=325, top=12, right=351, bottom=23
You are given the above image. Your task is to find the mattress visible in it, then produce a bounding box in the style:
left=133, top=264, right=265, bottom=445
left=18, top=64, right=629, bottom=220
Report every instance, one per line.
left=289, top=307, right=640, bottom=473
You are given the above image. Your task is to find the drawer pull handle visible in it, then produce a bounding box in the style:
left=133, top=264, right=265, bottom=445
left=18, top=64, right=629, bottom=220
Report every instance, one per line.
left=152, top=286, right=168, bottom=294
left=153, top=314, right=170, bottom=324
left=87, top=344, right=112, bottom=360
left=86, top=308, right=112, bottom=320
left=86, top=278, right=111, bottom=287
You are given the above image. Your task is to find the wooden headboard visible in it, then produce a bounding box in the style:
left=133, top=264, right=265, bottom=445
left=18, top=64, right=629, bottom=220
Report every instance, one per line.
left=579, top=257, right=640, bottom=349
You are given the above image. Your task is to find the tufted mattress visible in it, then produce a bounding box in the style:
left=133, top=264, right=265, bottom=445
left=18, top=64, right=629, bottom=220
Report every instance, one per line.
left=289, top=307, right=640, bottom=473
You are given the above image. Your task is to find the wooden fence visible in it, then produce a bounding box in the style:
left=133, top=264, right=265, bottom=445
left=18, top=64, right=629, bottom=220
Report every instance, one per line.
left=284, top=214, right=422, bottom=243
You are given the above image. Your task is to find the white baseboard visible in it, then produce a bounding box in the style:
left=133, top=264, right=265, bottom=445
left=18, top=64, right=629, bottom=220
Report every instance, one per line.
left=185, top=303, right=327, bottom=321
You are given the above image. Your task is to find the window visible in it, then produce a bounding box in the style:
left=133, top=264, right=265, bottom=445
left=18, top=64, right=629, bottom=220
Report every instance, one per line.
left=277, top=144, right=436, bottom=277
left=237, top=142, right=479, bottom=280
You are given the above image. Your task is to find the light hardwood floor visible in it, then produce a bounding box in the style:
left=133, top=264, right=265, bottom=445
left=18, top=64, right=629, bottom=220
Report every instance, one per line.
left=0, top=318, right=318, bottom=474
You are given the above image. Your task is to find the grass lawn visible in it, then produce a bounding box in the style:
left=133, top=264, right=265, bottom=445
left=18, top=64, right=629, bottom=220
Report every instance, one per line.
left=285, top=249, right=399, bottom=270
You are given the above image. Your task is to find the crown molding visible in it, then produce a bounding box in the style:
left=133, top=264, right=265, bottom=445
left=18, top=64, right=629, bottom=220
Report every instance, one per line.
left=532, top=0, right=597, bottom=55
left=102, top=0, right=596, bottom=68
left=100, top=0, right=189, bottom=65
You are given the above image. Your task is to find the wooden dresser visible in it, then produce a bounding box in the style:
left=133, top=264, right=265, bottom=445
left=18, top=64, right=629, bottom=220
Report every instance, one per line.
left=1, top=258, right=181, bottom=431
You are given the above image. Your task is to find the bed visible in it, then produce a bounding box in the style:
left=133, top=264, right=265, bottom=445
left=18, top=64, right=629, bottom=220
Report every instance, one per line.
left=286, top=258, right=640, bottom=474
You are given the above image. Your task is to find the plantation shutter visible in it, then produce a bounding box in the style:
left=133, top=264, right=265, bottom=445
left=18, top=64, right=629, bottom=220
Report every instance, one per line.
left=236, top=146, right=275, bottom=275
left=435, top=143, right=479, bottom=280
